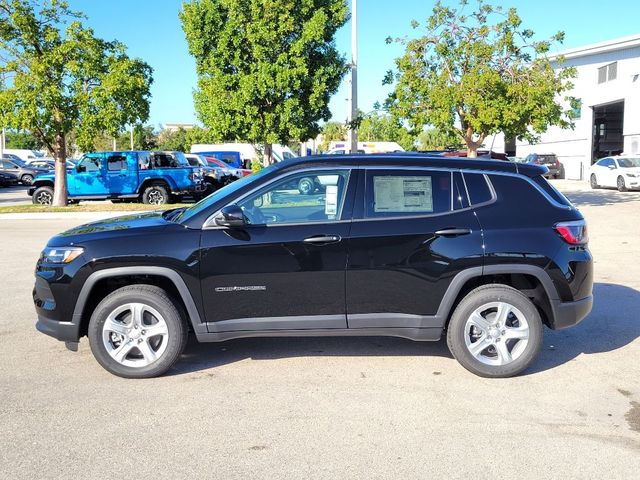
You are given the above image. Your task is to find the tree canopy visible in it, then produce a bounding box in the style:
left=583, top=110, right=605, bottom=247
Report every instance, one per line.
left=384, top=0, right=577, bottom=157
left=0, top=0, right=153, bottom=205
left=180, top=0, right=349, bottom=164
left=358, top=111, right=415, bottom=151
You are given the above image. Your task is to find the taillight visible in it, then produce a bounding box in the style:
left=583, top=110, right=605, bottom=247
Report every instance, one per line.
left=554, top=220, right=588, bottom=245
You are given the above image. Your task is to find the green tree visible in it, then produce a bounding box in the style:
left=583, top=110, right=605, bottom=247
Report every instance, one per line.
left=157, top=128, right=189, bottom=152
left=417, top=128, right=463, bottom=151
left=180, top=0, right=349, bottom=165
left=5, top=130, right=41, bottom=149
left=319, top=121, right=346, bottom=151
left=0, top=0, right=153, bottom=205
left=384, top=0, right=577, bottom=157
left=358, top=111, right=416, bottom=151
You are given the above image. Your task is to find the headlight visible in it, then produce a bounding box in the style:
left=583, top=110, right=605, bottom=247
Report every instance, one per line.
left=42, top=247, right=84, bottom=264
left=626, top=173, right=638, bottom=178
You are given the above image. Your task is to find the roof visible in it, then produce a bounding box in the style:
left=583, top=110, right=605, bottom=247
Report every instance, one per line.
left=280, top=153, right=546, bottom=177
left=551, top=34, right=640, bottom=61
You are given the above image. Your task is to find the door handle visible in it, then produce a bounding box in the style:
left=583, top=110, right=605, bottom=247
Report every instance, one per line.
left=303, top=235, right=342, bottom=244
left=434, top=228, right=472, bottom=237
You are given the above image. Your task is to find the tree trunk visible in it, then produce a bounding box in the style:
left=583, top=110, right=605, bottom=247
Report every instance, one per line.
left=52, top=132, right=68, bottom=207
left=263, top=143, right=273, bottom=167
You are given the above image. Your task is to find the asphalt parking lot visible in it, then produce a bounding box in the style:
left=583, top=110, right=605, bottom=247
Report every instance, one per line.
left=1, top=180, right=639, bottom=479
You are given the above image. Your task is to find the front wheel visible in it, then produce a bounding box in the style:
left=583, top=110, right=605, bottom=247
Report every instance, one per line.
left=142, top=183, right=169, bottom=205
left=32, top=185, right=54, bottom=205
left=590, top=174, right=598, bottom=189
left=446, top=284, right=543, bottom=378
left=298, top=177, right=316, bottom=195
left=617, top=176, right=627, bottom=192
left=88, top=285, right=188, bottom=378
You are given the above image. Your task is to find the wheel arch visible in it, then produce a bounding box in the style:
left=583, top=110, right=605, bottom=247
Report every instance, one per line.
left=138, top=177, right=174, bottom=195
left=438, top=265, right=559, bottom=329
left=32, top=179, right=55, bottom=189
left=72, top=266, right=206, bottom=338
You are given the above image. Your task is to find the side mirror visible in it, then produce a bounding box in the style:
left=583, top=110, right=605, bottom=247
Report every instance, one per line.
left=608, top=165, right=615, bottom=170
left=77, top=164, right=86, bottom=173
left=215, top=204, right=246, bottom=228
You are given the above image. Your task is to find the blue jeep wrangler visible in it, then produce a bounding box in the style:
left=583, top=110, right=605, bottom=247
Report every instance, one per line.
left=29, top=151, right=205, bottom=205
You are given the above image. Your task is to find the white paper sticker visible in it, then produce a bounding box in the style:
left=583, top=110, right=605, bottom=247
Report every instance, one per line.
left=325, top=185, right=338, bottom=215
left=373, top=176, right=433, bottom=213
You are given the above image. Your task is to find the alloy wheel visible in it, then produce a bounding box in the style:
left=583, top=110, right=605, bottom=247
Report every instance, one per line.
left=102, top=303, right=169, bottom=368
left=35, top=190, right=53, bottom=205
left=464, top=301, right=530, bottom=366
left=148, top=189, right=165, bottom=204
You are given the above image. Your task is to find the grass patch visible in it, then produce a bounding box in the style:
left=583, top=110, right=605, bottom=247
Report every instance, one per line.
left=0, top=203, right=191, bottom=214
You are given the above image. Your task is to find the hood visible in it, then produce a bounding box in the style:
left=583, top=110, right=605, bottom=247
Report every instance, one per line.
left=621, top=167, right=640, bottom=175
left=49, top=210, right=173, bottom=246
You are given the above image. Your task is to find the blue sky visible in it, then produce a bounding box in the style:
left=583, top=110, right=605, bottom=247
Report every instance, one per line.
left=71, top=0, right=640, bottom=128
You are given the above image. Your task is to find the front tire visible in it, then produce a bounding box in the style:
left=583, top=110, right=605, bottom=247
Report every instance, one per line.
left=88, top=285, right=188, bottom=378
left=32, top=185, right=54, bottom=205
left=617, top=176, right=627, bottom=192
left=590, top=174, right=598, bottom=189
left=446, top=284, right=543, bottom=378
left=142, top=183, right=170, bottom=205
left=297, top=177, right=315, bottom=195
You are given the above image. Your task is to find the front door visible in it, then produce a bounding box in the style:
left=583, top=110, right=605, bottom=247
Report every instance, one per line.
left=70, top=153, right=108, bottom=195
left=199, top=168, right=354, bottom=332
left=346, top=168, right=484, bottom=330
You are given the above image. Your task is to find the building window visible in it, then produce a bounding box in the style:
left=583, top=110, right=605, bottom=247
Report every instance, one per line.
left=598, top=62, right=617, bottom=84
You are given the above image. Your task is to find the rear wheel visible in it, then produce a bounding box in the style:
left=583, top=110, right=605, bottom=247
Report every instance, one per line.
left=298, top=177, right=315, bottom=195
left=446, top=284, right=543, bottom=378
left=142, top=183, right=169, bottom=205
left=590, top=174, right=598, bottom=189
left=21, top=174, right=34, bottom=185
left=88, top=285, right=188, bottom=378
left=32, top=185, right=54, bottom=205
left=617, top=176, right=627, bottom=192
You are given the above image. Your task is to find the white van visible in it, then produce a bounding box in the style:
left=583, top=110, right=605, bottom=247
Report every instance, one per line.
left=2, top=149, right=46, bottom=161
left=326, top=141, right=405, bottom=155
left=190, top=143, right=297, bottom=166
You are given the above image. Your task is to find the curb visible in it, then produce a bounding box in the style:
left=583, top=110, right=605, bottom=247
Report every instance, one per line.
left=0, top=211, right=142, bottom=220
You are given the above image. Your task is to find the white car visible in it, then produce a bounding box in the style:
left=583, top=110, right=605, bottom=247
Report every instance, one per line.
left=590, top=156, right=640, bottom=191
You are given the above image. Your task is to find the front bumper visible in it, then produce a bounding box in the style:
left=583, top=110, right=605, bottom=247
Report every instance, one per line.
left=549, top=295, right=593, bottom=330
left=36, top=315, right=80, bottom=342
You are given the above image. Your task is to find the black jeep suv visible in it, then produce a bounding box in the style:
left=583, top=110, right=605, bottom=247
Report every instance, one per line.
left=34, top=154, right=593, bottom=378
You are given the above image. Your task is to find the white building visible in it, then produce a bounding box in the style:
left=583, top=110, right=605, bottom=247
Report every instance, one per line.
left=495, top=34, right=640, bottom=180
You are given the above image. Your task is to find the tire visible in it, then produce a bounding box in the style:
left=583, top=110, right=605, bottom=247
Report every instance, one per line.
left=32, top=185, right=54, bottom=205
left=88, top=284, right=188, bottom=378
left=590, top=174, right=598, bottom=189
left=142, top=183, right=170, bottom=205
left=446, top=284, right=544, bottom=378
left=298, top=177, right=315, bottom=195
left=617, top=176, right=627, bottom=192
left=21, top=174, right=34, bottom=185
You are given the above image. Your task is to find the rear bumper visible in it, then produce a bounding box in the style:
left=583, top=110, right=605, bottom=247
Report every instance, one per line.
left=549, top=295, right=593, bottom=330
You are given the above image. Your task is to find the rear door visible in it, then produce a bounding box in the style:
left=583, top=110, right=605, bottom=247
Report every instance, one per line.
left=106, top=152, right=137, bottom=195
left=346, top=168, right=484, bottom=331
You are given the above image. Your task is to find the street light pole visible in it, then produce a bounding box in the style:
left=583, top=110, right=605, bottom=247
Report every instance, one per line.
left=347, top=0, right=358, bottom=154
left=130, top=125, right=134, bottom=150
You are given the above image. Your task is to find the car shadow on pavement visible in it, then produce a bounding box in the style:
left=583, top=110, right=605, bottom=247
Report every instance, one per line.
left=169, top=282, right=638, bottom=376
left=527, top=282, right=640, bottom=375
left=564, top=189, right=640, bottom=207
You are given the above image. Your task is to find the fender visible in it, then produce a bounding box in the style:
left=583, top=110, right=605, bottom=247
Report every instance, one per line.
left=71, top=266, right=207, bottom=335
left=435, top=264, right=559, bottom=321
left=137, top=176, right=177, bottom=194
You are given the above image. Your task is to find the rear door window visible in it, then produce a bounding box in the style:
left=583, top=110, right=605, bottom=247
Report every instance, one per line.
left=462, top=172, right=494, bottom=205
left=107, top=154, right=127, bottom=171
left=365, top=170, right=452, bottom=218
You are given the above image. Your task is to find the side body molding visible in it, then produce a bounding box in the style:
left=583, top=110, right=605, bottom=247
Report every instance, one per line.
left=72, top=266, right=207, bottom=335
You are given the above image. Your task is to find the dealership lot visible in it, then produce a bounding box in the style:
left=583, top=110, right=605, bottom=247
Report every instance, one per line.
left=0, top=180, right=639, bottom=479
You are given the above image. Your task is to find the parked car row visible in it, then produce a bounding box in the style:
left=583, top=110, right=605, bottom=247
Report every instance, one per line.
left=0, top=156, right=50, bottom=185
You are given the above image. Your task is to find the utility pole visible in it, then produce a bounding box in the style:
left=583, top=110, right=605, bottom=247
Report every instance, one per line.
left=347, top=0, right=358, bottom=154
left=130, top=125, right=134, bottom=150
left=0, top=128, right=4, bottom=158
left=112, top=137, right=116, bottom=151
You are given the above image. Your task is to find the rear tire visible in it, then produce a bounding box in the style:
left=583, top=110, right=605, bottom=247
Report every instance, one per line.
left=32, top=185, right=54, bottom=205
left=617, top=176, right=627, bottom=192
left=88, top=285, right=188, bottom=378
left=446, top=284, right=543, bottom=378
left=142, top=183, right=170, bottom=205
left=21, top=174, right=34, bottom=185
left=590, top=174, right=598, bottom=189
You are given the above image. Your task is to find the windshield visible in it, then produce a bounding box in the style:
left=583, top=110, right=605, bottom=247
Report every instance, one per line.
left=13, top=158, right=27, bottom=167
left=174, top=164, right=276, bottom=223
left=618, top=157, right=640, bottom=168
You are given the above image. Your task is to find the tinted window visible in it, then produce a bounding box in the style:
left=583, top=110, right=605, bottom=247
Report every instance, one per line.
left=138, top=152, right=150, bottom=169
left=530, top=176, right=572, bottom=206
left=220, top=153, right=237, bottom=164
left=237, top=170, right=350, bottom=225
left=598, top=158, right=613, bottom=167
left=463, top=172, right=493, bottom=205
left=78, top=156, right=101, bottom=172
left=107, top=154, right=127, bottom=171
left=366, top=170, right=451, bottom=217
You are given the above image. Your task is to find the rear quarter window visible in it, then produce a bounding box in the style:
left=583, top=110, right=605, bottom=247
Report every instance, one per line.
left=462, top=172, right=493, bottom=205
left=530, top=175, right=572, bottom=206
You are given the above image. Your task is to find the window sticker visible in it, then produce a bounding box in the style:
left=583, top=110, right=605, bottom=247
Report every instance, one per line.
left=325, top=184, right=338, bottom=216
left=373, top=176, right=433, bottom=213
